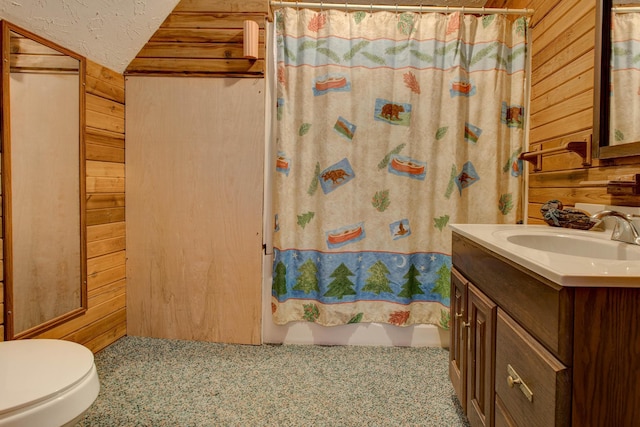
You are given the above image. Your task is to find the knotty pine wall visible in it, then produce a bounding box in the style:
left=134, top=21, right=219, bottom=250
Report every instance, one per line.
left=26, top=61, right=126, bottom=352
left=487, top=0, right=640, bottom=222
left=126, top=0, right=268, bottom=77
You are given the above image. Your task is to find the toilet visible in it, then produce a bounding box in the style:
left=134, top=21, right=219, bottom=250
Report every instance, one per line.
left=0, top=339, right=100, bottom=427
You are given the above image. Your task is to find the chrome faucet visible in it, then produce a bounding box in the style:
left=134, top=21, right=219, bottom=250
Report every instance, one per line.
left=590, top=210, right=640, bottom=245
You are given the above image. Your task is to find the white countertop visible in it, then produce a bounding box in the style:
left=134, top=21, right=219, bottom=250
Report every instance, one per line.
left=450, top=223, right=640, bottom=287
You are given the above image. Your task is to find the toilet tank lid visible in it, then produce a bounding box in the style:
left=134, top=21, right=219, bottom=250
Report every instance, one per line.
left=0, top=339, right=95, bottom=414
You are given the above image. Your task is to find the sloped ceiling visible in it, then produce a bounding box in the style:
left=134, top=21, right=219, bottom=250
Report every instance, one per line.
left=0, top=0, right=180, bottom=73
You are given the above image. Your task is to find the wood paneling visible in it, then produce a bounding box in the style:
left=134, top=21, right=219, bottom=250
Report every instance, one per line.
left=529, top=89, right=593, bottom=130
left=9, top=34, right=79, bottom=73
left=161, top=13, right=267, bottom=28
left=533, top=61, right=592, bottom=102
left=86, top=62, right=125, bottom=103
left=488, top=0, right=640, bottom=222
left=126, top=77, right=263, bottom=344
left=126, top=0, right=268, bottom=77
left=31, top=61, right=126, bottom=352
left=127, top=57, right=265, bottom=75
left=573, top=287, right=640, bottom=425
left=528, top=0, right=584, bottom=41
left=174, top=0, right=268, bottom=13
left=530, top=0, right=594, bottom=59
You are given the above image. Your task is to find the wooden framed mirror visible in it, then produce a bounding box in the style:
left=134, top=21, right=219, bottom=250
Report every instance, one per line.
left=1, top=21, right=87, bottom=339
left=594, top=0, right=640, bottom=158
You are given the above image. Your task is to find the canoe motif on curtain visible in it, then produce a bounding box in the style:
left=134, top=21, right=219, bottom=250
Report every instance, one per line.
left=610, top=11, right=640, bottom=145
left=272, top=8, right=528, bottom=327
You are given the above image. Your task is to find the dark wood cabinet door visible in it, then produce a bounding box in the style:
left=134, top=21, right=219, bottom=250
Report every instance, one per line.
left=466, top=283, right=497, bottom=427
left=450, top=268, right=468, bottom=412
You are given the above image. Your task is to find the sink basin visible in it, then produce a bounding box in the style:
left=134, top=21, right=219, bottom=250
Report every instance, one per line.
left=450, top=224, right=640, bottom=287
left=505, top=233, right=640, bottom=261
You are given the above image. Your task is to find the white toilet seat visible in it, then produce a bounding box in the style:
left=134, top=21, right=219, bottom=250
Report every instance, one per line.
left=0, top=339, right=100, bottom=427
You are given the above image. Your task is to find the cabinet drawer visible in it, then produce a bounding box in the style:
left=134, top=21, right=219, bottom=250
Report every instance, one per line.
left=495, top=309, right=571, bottom=427
left=495, top=394, right=517, bottom=427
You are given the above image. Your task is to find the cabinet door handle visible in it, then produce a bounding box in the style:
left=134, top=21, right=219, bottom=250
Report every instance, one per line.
left=507, top=364, right=533, bottom=402
left=455, top=312, right=464, bottom=318
left=461, top=322, right=471, bottom=328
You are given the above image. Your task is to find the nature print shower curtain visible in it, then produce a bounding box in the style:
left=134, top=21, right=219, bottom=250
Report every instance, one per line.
left=610, top=10, right=640, bottom=145
left=272, top=7, right=528, bottom=327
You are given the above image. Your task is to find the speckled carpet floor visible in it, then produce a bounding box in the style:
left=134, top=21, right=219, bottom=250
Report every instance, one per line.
left=77, top=336, right=469, bottom=427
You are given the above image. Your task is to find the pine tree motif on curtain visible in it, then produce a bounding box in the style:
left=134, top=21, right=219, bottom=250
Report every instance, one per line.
left=272, top=7, right=528, bottom=327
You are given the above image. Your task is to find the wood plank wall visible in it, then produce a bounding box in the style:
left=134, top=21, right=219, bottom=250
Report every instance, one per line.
left=0, top=177, right=3, bottom=339
left=126, top=0, right=269, bottom=77
left=487, top=0, right=640, bottom=223
left=27, top=61, right=126, bottom=352
left=10, top=34, right=79, bottom=73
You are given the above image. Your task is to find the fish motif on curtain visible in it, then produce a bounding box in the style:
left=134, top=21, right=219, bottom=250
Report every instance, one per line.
left=272, top=8, right=528, bottom=328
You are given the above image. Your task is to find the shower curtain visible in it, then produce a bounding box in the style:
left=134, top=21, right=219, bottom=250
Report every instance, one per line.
left=271, top=7, right=527, bottom=327
left=610, top=11, right=640, bottom=145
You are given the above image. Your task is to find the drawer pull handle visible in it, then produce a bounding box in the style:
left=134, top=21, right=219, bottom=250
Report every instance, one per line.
left=507, top=375, right=521, bottom=387
left=507, top=364, right=533, bottom=402
left=455, top=312, right=464, bottom=318
left=462, top=322, right=471, bottom=328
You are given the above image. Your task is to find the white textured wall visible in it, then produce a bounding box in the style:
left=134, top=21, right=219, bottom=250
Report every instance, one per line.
left=0, top=0, right=180, bottom=73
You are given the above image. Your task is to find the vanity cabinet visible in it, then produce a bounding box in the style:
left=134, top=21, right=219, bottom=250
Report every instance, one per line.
left=450, top=231, right=640, bottom=427
left=450, top=268, right=496, bottom=426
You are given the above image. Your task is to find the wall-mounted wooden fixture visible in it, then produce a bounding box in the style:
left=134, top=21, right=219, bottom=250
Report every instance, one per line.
left=607, top=174, right=640, bottom=195
left=519, top=135, right=592, bottom=172
left=243, top=20, right=259, bottom=59
left=126, top=0, right=267, bottom=77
